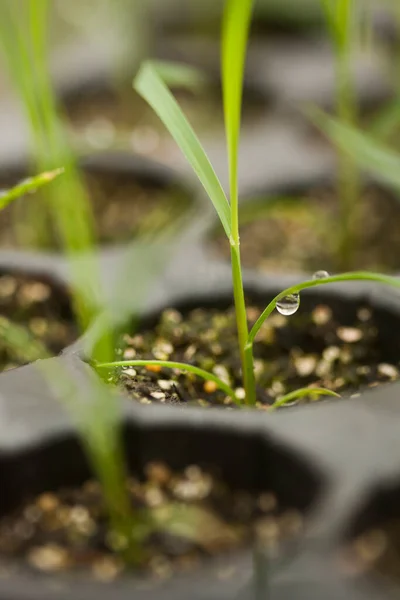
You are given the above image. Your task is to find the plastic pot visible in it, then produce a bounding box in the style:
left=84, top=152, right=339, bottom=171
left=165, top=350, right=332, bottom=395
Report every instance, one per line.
left=1, top=238, right=400, bottom=598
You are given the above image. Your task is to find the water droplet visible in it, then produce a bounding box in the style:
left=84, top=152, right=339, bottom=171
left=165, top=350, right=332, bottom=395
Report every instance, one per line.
left=312, top=270, right=330, bottom=280
left=276, top=293, right=300, bottom=316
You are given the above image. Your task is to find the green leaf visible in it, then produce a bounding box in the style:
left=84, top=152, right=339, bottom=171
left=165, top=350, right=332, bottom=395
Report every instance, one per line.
left=319, top=0, right=352, bottom=50
left=96, top=359, right=239, bottom=405
left=148, top=60, right=208, bottom=90
left=309, top=108, right=400, bottom=194
left=369, top=98, right=400, bottom=142
left=222, top=0, right=254, bottom=222
left=248, top=271, right=400, bottom=345
left=0, top=168, right=64, bottom=211
left=270, top=387, right=340, bottom=410
left=134, top=61, right=231, bottom=237
left=0, top=316, right=50, bottom=363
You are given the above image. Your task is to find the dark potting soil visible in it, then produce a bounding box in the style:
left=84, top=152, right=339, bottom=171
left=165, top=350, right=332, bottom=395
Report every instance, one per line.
left=211, top=185, right=400, bottom=273
left=0, top=170, right=189, bottom=249
left=339, top=524, right=400, bottom=585
left=63, top=82, right=266, bottom=158
left=0, top=271, right=77, bottom=371
left=111, top=300, right=400, bottom=409
left=0, top=462, right=301, bottom=580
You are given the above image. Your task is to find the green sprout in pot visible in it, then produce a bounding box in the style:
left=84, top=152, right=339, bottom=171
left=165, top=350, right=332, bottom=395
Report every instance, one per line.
left=93, top=0, right=400, bottom=409
left=317, top=0, right=361, bottom=270
left=0, top=168, right=71, bottom=367
left=368, top=1, right=400, bottom=146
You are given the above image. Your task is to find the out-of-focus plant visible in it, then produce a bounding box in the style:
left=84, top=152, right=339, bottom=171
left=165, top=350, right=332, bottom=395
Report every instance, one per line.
left=318, top=0, right=361, bottom=270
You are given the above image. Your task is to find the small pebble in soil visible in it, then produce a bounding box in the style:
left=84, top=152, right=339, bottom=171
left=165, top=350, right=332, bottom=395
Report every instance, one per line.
left=203, top=380, right=218, bottom=394
left=377, top=363, right=399, bottom=379
left=337, top=327, right=363, bottom=343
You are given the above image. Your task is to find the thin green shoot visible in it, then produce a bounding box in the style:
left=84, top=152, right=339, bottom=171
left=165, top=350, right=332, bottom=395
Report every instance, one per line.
left=369, top=99, right=400, bottom=143
left=269, top=387, right=340, bottom=411
left=0, top=316, right=50, bottom=363
left=369, top=3, right=400, bottom=143
left=100, top=271, right=400, bottom=408
left=248, top=271, right=400, bottom=344
left=222, top=0, right=256, bottom=404
left=0, top=0, right=137, bottom=560
left=134, top=62, right=231, bottom=237
left=308, top=108, right=400, bottom=194
left=40, top=360, right=143, bottom=564
left=0, top=167, right=63, bottom=367
left=0, top=0, right=102, bottom=339
left=134, top=0, right=400, bottom=408
left=0, top=168, right=64, bottom=210
left=318, top=0, right=360, bottom=270
left=95, top=359, right=240, bottom=406
left=134, top=0, right=256, bottom=403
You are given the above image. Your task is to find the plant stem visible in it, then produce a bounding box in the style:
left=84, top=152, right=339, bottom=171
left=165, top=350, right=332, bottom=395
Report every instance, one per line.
left=230, top=240, right=256, bottom=405
left=248, top=271, right=400, bottom=345
left=222, top=0, right=255, bottom=406
left=96, top=359, right=240, bottom=405
left=269, top=387, right=340, bottom=411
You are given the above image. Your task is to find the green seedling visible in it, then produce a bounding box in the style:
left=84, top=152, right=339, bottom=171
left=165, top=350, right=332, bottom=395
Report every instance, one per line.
left=0, top=0, right=138, bottom=558
left=317, top=0, right=361, bottom=270
left=369, top=1, right=400, bottom=144
left=0, top=167, right=64, bottom=364
left=0, top=168, right=63, bottom=210
left=0, top=1, right=209, bottom=567
left=3, top=0, right=400, bottom=571
left=95, top=0, right=400, bottom=409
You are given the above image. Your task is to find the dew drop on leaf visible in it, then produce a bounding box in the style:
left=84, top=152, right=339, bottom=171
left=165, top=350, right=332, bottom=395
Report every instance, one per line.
left=276, top=293, right=300, bottom=316
left=312, top=270, right=330, bottom=280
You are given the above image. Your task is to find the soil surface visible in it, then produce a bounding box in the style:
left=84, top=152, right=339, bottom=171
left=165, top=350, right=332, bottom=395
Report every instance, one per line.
left=211, top=185, right=400, bottom=273
left=112, top=299, right=400, bottom=408
left=0, top=170, right=189, bottom=249
left=339, top=523, right=400, bottom=585
left=0, top=271, right=77, bottom=371
left=0, top=463, right=301, bottom=580
left=63, top=82, right=266, bottom=159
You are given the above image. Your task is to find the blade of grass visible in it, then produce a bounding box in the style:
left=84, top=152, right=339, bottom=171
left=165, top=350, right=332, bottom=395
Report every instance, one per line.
left=0, top=168, right=64, bottom=210
left=369, top=98, right=400, bottom=142
left=134, top=61, right=231, bottom=237
left=222, top=0, right=254, bottom=234
left=248, top=271, right=400, bottom=345
left=149, top=60, right=208, bottom=89
left=319, top=0, right=360, bottom=270
left=40, top=359, right=143, bottom=564
left=222, top=0, right=256, bottom=405
left=96, top=359, right=239, bottom=406
left=269, top=387, right=340, bottom=411
left=309, top=108, right=400, bottom=193
left=0, top=317, right=50, bottom=363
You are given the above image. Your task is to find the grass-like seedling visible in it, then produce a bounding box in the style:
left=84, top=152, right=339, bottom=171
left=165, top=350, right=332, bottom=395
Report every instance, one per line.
left=310, top=105, right=400, bottom=197
left=0, top=168, right=63, bottom=210
left=93, top=0, right=400, bottom=409
left=0, top=168, right=64, bottom=360
left=317, top=0, right=361, bottom=270
left=0, top=0, right=103, bottom=334
left=0, top=1, right=139, bottom=557
left=368, top=1, right=400, bottom=144
left=3, top=0, right=400, bottom=572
